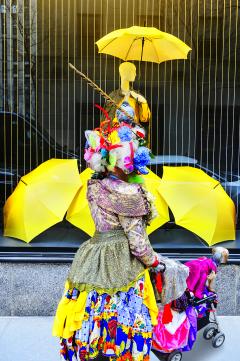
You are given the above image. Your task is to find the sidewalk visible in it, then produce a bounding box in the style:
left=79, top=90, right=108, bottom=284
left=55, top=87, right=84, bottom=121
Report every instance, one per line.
left=0, top=316, right=239, bottom=361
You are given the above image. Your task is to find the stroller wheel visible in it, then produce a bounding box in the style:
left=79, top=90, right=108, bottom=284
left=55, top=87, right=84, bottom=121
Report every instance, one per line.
left=203, top=324, right=217, bottom=340
left=167, top=351, right=182, bottom=361
left=212, top=332, right=225, bottom=348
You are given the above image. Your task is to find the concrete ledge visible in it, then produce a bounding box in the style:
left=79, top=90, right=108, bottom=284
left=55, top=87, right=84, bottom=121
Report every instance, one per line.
left=0, top=262, right=239, bottom=316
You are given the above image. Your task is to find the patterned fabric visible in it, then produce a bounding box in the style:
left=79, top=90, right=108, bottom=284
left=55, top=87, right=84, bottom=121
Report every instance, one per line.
left=152, top=255, right=189, bottom=305
left=87, top=178, right=158, bottom=267
left=118, top=216, right=157, bottom=267
left=66, top=230, right=145, bottom=293
left=171, top=293, right=189, bottom=313
left=53, top=177, right=159, bottom=361
left=59, top=276, right=153, bottom=361
left=87, top=178, right=151, bottom=223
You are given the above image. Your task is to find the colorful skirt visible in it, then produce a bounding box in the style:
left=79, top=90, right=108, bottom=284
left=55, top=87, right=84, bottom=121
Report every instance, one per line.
left=52, top=230, right=158, bottom=361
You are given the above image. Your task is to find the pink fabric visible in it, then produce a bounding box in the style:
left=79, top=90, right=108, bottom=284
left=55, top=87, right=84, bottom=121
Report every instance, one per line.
left=185, top=257, right=217, bottom=299
left=152, top=309, right=190, bottom=353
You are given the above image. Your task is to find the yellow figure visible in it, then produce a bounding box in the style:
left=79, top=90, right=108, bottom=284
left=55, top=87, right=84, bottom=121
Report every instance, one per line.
left=104, top=62, right=151, bottom=144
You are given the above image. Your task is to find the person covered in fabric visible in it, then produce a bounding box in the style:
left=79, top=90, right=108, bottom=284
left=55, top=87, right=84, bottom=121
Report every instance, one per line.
left=52, top=116, right=164, bottom=361
left=185, top=247, right=229, bottom=299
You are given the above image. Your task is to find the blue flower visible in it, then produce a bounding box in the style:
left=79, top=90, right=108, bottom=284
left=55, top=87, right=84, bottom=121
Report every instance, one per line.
left=118, top=126, right=132, bottom=142
left=133, top=147, right=151, bottom=174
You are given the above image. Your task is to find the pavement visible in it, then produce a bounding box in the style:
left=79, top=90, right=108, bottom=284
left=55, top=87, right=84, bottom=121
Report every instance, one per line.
left=0, top=316, right=240, bottom=361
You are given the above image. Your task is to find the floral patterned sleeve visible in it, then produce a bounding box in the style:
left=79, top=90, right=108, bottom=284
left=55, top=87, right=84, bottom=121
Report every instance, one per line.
left=118, top=215, right=158, bottom=267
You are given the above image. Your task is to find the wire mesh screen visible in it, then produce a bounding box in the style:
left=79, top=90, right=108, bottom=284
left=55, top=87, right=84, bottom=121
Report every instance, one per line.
left=0, top=0, right=240, bottom=224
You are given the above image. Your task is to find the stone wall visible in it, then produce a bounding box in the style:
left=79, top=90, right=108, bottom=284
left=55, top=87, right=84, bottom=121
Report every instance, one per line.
left=0, top=262, right=239, bottom=316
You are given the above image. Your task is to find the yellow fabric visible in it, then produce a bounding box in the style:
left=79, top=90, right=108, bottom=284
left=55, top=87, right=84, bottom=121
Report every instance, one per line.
left=108, top=130, right=121, bottom=144
left=139, top=102, right=151, bottom=123
left=96, top=26, right=191, bottom=64
left=143, top=269, right=159, bottom=326
left=52, top=284, right=88, bottom=339
left=158, top=166, right=236, bottom=246
left=3, top=159, right=81, bottom=243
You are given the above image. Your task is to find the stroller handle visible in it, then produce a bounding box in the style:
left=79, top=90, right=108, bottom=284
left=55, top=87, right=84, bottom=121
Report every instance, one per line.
left=191, top=293, right=217, bottom=306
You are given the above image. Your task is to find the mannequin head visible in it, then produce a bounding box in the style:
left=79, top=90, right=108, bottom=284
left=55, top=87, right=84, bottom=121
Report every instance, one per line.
left=119, top=62, right=136, bottom=82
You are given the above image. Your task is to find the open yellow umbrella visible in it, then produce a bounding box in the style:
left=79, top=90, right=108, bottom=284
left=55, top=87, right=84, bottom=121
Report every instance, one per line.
left=3, top=159, right=81, bottom=243
left=66, top=168, right=169, bottom=236
left=158, top=166, right=236, bottom=246
left=96, top=26, right=191, bottom=63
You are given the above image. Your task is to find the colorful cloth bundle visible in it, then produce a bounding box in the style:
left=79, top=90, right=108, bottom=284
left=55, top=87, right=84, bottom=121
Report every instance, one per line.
left=152, top=305, right=197, bottom=353
left=53, top=271, right=158, bottom=361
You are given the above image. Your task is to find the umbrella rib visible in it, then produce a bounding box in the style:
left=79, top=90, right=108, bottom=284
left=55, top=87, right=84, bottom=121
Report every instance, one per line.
left=97, top=37, right=119, bottom=53
left=124, top=38, right=137, bottom=61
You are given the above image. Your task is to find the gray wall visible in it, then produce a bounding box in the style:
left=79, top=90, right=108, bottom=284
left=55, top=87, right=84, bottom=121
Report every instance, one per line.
left=0, top=262, right=239, bottom=316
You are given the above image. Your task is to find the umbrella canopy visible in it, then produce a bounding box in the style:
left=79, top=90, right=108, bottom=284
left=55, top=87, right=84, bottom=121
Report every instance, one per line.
left=66, top=168, right=169, bottom=236
left=158, top=166, right=236, bottom=246
left=66, top=168, right=95, bottom=237
left=142, top=169, right=169, bottom=234
left=96, top=26, right=191, bottom=63
left=3, top=159, right=81, bottom=243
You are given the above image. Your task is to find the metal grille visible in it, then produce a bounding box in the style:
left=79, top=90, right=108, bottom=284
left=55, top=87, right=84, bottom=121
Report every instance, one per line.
left=0, top=0, right=239, bottom=222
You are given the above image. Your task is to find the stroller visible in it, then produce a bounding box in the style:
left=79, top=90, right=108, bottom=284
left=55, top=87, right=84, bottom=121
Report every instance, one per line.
left=152, top=290, right=225, bottom=361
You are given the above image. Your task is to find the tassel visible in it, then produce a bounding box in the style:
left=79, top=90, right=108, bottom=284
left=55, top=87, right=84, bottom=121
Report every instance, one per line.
left=162, top=303, right=173, bottom=324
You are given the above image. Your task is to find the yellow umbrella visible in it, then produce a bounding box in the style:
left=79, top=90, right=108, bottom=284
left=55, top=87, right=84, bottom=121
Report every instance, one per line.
left=66, top=168, right=169, bottom=236
left=96, top=26, right=191, bottom=63
left=66, top=168, right=95, bottom=237
left=158, top=166, right=236, bottom=246
left=142, top=169, right=169, bottom=234
left=3, top=159, right=81, bottom=243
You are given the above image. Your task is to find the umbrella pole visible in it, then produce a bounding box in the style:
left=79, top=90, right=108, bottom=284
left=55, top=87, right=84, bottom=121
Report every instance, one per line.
left=138, top=36, right=145, bottom=90
left=140, top=37, right=145, bottom=62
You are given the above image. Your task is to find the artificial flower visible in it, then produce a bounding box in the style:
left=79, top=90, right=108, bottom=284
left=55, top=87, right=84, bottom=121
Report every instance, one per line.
left=108, top=130, right=121, bottom=145
left=124, top=156, right=134, bottom=173
left=84, top=147, right=94, bottom=162
left=133, top=147, right=151, bottom=174
left=101, top=148, right=108, bottom=158
left=118, top=126, right=132, bottom=142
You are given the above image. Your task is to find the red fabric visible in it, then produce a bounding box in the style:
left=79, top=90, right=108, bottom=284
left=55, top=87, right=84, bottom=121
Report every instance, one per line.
left=151, top=258, right=159, bottom=268
left=155, top=272, right=163, bottom=293
left=162, top=303, right=173, bottom=324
